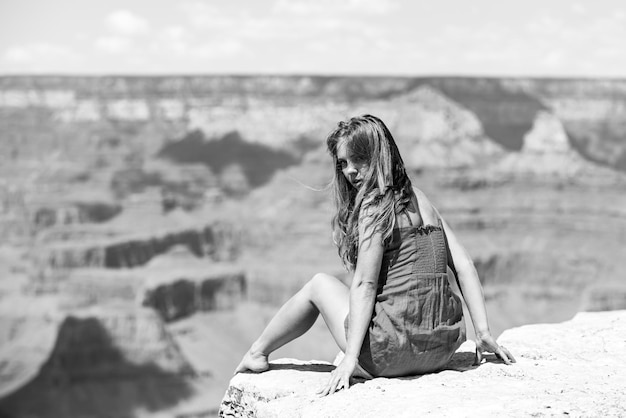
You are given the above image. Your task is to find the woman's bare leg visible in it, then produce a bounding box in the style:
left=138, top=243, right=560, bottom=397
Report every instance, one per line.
left=235, top=273, right=350, bottom=373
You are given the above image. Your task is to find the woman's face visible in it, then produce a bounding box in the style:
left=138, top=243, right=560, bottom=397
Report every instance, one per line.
left=336, top=140, right=368, bottom=189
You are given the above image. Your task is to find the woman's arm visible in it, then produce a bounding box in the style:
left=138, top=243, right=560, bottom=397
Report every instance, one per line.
left=320, top=208, right=384, bottom=395
left=439, top=216, right=514, bottom=364
left=415, top=188, right=515, bottom=365
left=438, top=215, right=490, bottom=336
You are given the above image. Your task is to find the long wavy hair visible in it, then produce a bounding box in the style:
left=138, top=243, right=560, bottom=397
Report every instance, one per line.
left=326, top=114, right=413, bottom=270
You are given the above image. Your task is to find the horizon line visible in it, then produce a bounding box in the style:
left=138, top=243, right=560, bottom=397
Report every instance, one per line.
left=1, top=72, right=625, bottom=82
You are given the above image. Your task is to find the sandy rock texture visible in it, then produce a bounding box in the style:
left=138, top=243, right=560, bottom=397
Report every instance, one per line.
left=220, top=310, right=626, bottom=417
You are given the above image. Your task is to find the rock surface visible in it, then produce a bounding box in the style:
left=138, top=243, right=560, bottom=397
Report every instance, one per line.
left=219, top=311, right=626, bottom=417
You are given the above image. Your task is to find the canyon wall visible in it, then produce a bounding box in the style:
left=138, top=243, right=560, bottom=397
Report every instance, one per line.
left=1, top=75, right=626, bottom=170
left=2, top=74, right=626, bottom=417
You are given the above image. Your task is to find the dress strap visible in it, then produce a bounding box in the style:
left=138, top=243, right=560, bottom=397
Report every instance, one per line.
left=403, top=207, right=414, bottom=227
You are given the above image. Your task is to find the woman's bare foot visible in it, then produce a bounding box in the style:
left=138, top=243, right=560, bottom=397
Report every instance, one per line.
left=234, top=349, right=270, bottom=374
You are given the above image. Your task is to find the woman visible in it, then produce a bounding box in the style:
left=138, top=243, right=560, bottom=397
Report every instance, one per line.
left=235, top=114, right=515, bottom=395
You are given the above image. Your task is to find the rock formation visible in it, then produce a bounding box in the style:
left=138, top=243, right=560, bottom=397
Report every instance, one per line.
left=52, top=245, right=246, bottom=320
left=494, top=111, right=589, bottom=177
left=0, top=243, right=246, bottom=416
left=40, top=221, right=239, bottom=270
left=219, top=310, right=626, bottom=417
left=2, top=75, right=626, bottom=172
left=485, top=110, right=626, bottom=186
left=0, top=301, right=193, bottom=399
left=0, top=300, right=60, bottom=399
left=504, top=78, right=626, bottom=171
left=389, top=85, right=505, bottom=169
left=141, top=249, right=246, bottom=320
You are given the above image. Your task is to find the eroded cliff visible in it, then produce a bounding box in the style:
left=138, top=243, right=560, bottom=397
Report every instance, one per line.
left=1, top=75, right=626, bottom=171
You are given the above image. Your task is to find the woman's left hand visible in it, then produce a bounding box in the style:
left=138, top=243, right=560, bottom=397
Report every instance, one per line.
left=475, top=333, right=516, bottom=365
left=318, top=355, right=357, bottom=396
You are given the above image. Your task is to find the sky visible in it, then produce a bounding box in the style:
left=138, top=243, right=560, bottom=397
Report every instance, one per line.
left=0, top=0, right=625, bottom=78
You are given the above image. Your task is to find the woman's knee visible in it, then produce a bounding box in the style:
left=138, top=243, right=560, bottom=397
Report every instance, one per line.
left=306, top=273, right=344, bottom=302
left=309, top=272, right=338, bottom=288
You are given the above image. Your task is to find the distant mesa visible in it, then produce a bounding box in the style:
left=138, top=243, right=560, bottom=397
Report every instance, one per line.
left=390, top=85, right=505, bottom=170
left=522, top=111, right=572, bottom=154
left=493, top=111, right=621, bottom=180
left=428, top=77, right=548, bottom=151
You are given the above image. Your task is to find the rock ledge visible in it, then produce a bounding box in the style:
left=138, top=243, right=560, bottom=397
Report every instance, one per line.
left=220, top=311, right=626, bottom=417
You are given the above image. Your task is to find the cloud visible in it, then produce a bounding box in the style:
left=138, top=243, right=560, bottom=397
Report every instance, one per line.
left=150, top=26, right=193, bottom=54
left=162, top=26, right=190, bottom=42
left=3, top=43, right=78, bottom=63
left=273, top=0, right=398, bottom=15
left=427, top=23, right=519, bottom=65
left=172, top=0, right=396, bottom=72
left=191, top=40, right=244, bottom=57
left=105, top=10, right=150, bottom=36
left=179, top=2, right=233, bottom=29
left=595, top=46, right=621, bottom=58
left=95, top=36, right=132, bottom=54
left=571, top=3, right=586, bottom=15
left=149, top=24, right=242, bottom=59
left=4, top=47, right=32, bottom=63
left=94, top=10, right=150, bottom=55
left=526, top=16, right=565, bottom=36
left=542, top=49, right=564, bottom=68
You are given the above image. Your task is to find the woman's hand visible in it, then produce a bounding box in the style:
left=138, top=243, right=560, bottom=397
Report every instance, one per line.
left=318, top=355, right=357, bottom=396
left=474, top=333, right=516, bottom=365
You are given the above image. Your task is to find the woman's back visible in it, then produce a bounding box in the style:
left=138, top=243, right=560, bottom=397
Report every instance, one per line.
left=353, top=191, right=465, bottom=377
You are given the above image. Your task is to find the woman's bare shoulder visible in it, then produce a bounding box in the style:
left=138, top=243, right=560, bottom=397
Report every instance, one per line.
left=412, top=187, right=439, bottom=224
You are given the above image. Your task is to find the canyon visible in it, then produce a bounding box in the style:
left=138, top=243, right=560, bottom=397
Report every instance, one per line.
left=1, top=75, right=625, bottom=417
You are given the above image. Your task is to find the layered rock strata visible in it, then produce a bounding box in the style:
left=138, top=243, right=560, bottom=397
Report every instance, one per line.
left=2, top=76, right=626, bottom=172
left=60, top=250, right=246, bottom=321
left=141, top=250, right=246, bottom=321
left=41, top=222, right=239, bottom=270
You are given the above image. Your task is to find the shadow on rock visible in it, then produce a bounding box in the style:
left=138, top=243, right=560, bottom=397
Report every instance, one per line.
left=265, top=363, right=335, bottom=373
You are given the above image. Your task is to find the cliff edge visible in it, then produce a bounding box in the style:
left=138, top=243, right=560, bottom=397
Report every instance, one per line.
left=219, top=311, right=626, bottom=417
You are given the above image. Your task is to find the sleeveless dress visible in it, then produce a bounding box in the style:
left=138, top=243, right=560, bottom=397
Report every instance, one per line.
left=345, top=211, right=466, bottom=377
